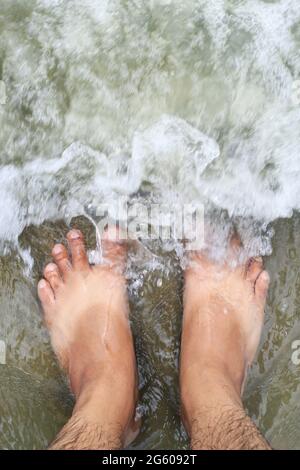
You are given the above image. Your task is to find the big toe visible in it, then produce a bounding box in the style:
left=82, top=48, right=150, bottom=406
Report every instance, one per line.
left=67, top=229, right=90, bottom=272
left=255, top=270, right=270, bottom=303
left=227, top=231, right=243, bottom=266
left=101, top=226, right=128, bottom=270
left=246, top=256, right=264, bottom=282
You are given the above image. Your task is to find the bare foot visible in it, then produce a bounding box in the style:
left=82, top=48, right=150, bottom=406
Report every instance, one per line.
left=180, top=236, right=271, bottom=449
left=38, top=228, right=139, bottom=449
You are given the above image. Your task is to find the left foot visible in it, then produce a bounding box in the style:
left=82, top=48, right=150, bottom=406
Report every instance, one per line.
left=38, top=228, right=139, bottom=449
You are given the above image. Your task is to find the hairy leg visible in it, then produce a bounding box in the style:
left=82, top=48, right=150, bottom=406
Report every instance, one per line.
left=38, top=228, right=139, bottom=449
left=180, top=238, right=271, bottom=450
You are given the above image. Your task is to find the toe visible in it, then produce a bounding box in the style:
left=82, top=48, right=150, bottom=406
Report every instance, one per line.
left=67, top=229, right=90, bottom=272
left=38, top=279, right=55, bottom=327
left=230, top=231, right=242, bottom=250
left=227, top=231, right=243, bottom=266
left=52, top=243, right=72, bottom=277
left=255, top=270, right=270, bottom=303
left=44, top=263, right=63, bottom=291
left=246, top=257, right=264, bottom=282
left=38, top=279, right=55, bottom=308
left=185, top=250, right=214, bottom=277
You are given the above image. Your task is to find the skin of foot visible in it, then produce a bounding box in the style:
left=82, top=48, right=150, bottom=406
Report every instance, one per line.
left=180, top=239, right=271, bottom=450
left=38, top=228, right=139, bottom=450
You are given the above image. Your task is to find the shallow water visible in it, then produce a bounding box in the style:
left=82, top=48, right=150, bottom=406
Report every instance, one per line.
left=1, top=216, right=300, bottom=449
left=1, top=0, right=300, bottom=449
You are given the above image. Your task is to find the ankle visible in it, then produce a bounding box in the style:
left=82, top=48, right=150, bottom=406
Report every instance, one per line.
left=181, top=364, right=244, bottom=435
left=184, top=374, right=270, bottom=451
left=189, top=405, right=265, bottom=450
left=69, top=360, right=102, bottom=399
left=73, top=372, right=136, bottom=441
left=50, top=393, right=124, bottom=450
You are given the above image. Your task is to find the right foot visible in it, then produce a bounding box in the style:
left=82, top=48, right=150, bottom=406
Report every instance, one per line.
left=180, top=236, right=271, bottom=449
left=38, top=228, right=139, bottom=449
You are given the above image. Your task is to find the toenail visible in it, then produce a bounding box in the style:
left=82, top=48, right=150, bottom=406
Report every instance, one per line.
left=68, top=230, right=81, bottom=240
left=45, top=263, right=57, bottom=272
left=52, top=244, right=64, bottom=255
left=39, top=280, right=47, bottom=288
left=260, top=271, right=270, bottom=282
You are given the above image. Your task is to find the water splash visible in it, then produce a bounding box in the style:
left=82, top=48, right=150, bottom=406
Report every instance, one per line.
left=1, top=0, right=300, bottom=261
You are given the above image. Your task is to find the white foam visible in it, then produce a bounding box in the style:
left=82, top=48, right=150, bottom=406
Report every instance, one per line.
left=1, top=0, right=300, bottom=258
